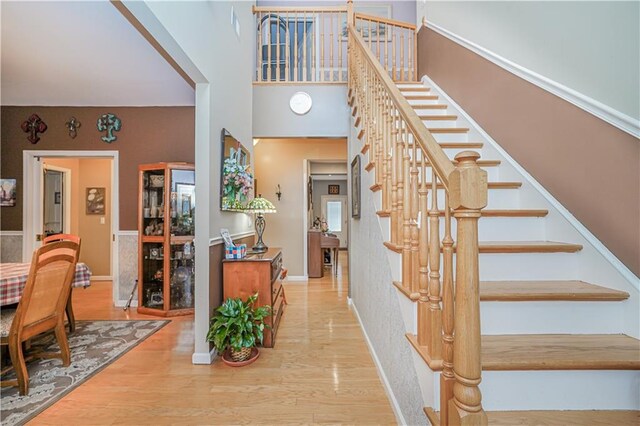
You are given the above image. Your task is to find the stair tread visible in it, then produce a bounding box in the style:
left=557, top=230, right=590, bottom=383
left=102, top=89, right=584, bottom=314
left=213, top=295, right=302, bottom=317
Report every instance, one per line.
left=482, top=334, right=640, bottom=370
left=419, top=114, right=458, bottom=120
left=399, top=87, right=431, bottom=92
left=425, top=181, right=522, bottom=189
left=425, top=408, right=640, bottom=426
left=412, top=104, right=448, bottom=110
left=480, top=280, right=630, bottom=301
left=426, top=127, right=469, bottom=133
left=405, top=94, right=438, bottom=100
left=441, top=209, right=548, bottom=217
left=385, top=241, right=583, bottom=254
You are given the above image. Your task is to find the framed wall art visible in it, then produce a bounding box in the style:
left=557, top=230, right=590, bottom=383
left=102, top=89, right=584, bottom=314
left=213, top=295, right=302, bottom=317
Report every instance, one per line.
left=0, top=179, right=17, bottom=207
left=351, top=156, right=361, bottom=219
left=86, top=187, right=106, bottom=215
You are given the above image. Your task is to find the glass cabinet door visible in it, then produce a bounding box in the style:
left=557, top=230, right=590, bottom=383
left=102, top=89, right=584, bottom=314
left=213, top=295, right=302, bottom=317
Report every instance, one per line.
left=170, top=169, right=195, bottom=237
left=142, top=170, right=165, bottom=237
left=141, top=242, right=165, bottom=309
left=169, top=241, right=195, bottom=310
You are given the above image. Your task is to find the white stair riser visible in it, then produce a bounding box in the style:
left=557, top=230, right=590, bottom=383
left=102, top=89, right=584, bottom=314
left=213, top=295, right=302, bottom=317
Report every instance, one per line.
left=435, top=187, right=521, bottom=209
left=422, top=119, right=458, bottom=128
left=478, top=370, right=640, bottom=410
left=457, top=216, right=545, bottom=241
left=476, top=252, right=579, bottom=280
left=481, top=301, right=625, bottom=335
left=413, top=108, right=451, bottom=115
left=407, top=98, right=440, bottom=106
left=401, top=90, right=432, bottom=96
left=431, top=132, right=469, bottom=143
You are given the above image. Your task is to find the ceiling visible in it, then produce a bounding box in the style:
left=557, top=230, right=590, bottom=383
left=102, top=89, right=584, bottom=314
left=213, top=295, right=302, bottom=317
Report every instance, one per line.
left=1, top=1, right=194, bottom=106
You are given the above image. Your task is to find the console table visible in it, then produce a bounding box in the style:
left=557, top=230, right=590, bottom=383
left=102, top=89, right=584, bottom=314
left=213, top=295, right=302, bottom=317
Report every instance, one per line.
left=222, top=248, right=285, bottom=348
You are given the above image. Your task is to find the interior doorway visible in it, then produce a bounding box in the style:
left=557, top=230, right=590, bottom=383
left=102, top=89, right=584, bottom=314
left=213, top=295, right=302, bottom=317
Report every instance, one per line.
left=321, top=195, right=348, bottom=248
left=23, top=150, right=119, bottom=302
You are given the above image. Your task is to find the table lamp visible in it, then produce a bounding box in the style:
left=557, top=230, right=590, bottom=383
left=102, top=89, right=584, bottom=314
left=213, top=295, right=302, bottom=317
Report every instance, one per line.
left=244, top=195, right=277, bottom=253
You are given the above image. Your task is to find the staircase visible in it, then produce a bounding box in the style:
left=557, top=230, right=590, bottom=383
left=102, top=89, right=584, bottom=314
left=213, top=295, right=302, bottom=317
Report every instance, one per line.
left=347, top=14, right=640, bottom=426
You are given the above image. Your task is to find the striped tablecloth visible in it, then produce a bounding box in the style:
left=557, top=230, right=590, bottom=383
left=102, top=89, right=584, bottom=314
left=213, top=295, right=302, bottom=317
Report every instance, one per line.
left=0, top=262, right=91, bottom=306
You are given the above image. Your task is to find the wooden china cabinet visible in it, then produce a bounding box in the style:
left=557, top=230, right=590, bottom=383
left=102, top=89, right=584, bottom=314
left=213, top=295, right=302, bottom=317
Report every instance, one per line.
left=137, top=162, right=195, bottom=317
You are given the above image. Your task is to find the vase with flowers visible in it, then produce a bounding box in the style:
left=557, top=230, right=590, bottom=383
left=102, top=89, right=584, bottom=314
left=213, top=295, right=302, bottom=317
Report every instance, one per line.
left=222, top=156, right=253, bottom=210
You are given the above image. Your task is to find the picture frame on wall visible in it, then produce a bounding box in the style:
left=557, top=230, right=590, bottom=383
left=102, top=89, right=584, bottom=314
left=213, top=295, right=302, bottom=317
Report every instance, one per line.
left=328, top=184, right=340, bottom=195
left=351, top=156, right=361, bottom=219
left=0, top=179, right=17, bottom=207
left=86, top=187, right=106, bottom=215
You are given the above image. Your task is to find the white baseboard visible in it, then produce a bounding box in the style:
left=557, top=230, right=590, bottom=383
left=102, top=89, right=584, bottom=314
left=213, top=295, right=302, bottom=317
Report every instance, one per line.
left=285, top=275, right=308, bottom=282
left=118, top=230, right=138, bottom=236
left=91, top=275, right=112, bottom=281
left=422, top=75, right=639, bottom=288
left=0, top=231, right=24, bottom=237
left=114, top=299, right=138, bottom=308
left=192, top=347, right=218, bottom=365
left=425, top=21, right=640, bottom=138
left=349, top=298, right=408, bottom=425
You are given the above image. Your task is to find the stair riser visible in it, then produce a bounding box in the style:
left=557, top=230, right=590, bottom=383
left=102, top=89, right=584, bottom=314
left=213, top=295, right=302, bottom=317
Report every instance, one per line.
left=475, top=253, right=579, bottom=281
left=476, top=370, right=640, bottom=410
left=450, top=217, right=545, bottom=241
left=481, top=301, right=625, bottom=335
left=407, top=98, right=440, bottom=106
left=402, top=90, right=432, bottom=96
left=414, top=108, right=451, bottom=115
left=431, top=132, right=469, bottom=143
left=421, top=119, right=459, bottom=128
left=435, top=188, right=521, bottom=209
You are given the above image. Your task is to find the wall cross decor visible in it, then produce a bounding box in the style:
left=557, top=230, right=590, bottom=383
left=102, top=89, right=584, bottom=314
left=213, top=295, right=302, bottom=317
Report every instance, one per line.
left=21, top=114, right=48, bottom=144
left=96, top=113, right=122, bottom=143
left=65, top=117, right=82, bottom=139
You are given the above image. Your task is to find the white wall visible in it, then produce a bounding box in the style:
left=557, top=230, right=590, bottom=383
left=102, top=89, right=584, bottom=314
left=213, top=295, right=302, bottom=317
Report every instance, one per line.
left=253, top=85, right=350, bottom=137
left=126, top=0, right=255, bottom=362
left=418, top=1, right=640, bottom=119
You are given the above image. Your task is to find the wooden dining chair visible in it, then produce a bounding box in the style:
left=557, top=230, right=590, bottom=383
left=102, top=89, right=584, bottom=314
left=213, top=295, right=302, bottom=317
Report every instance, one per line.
left=42, top=234, right=81, bottom=332
left=0, top=241, right=78, bottom=395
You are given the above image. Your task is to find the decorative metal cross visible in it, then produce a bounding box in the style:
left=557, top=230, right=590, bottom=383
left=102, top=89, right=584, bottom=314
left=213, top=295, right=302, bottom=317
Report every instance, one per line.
left=21, top=114, right=48, bottom=144
left=96, top=113, right=122, bottom=143
left=65, top=117, right=82, bottom=139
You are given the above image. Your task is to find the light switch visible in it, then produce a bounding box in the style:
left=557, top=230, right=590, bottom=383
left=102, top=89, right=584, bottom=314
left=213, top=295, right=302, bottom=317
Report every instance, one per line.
left=100, top=217, right=105, bottom=225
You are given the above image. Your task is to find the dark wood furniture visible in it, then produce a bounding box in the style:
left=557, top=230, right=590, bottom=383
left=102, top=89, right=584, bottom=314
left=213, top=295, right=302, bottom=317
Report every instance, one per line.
left=138, top=162, right=195, bottom=317
left=308, top=230, right=340, bottom=278
left=222, top=248, right=285, bottom=348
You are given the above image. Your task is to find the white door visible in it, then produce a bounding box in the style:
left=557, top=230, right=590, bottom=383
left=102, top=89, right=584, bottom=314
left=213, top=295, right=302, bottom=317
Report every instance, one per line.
left=321, top=195, right=348, bottom=248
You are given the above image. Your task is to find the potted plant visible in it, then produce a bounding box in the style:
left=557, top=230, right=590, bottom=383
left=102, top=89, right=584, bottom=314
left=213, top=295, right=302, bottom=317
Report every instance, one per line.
left=206, top=293, right=270, bottom=366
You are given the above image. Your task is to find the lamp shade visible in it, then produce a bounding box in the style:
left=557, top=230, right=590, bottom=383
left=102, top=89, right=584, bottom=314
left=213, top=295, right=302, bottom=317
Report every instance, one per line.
left=244, top=196, right=276, bottom=214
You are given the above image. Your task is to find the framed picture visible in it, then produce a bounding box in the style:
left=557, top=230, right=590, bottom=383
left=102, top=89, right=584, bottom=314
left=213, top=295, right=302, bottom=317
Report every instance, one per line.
left=328, top=184, right=340, bottom=195
left=54, top=191, right=61, bottom=204
left=176, top=183, right=195, bottom=217
left=0, top=179, right=17, bottom=207
left=351, top=156, right=361, bottom=219
left=86, top=187, right=106, bottom=215
left=341, top=4, right=392, bottom=39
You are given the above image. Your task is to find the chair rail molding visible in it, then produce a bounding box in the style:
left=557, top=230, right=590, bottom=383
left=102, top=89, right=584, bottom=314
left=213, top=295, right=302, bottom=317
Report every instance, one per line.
left=424, top=21, right=640, bottom=139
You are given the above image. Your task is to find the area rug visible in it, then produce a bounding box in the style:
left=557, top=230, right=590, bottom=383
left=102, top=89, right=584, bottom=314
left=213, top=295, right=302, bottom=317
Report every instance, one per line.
left=0, top=320, right=169, bottom=426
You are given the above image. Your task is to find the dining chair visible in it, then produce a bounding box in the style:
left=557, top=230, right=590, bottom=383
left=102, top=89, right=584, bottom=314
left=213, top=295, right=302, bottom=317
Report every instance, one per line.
left=0, top=241, right=78, bottom=395
left=42, top=233, right=81, bottom=332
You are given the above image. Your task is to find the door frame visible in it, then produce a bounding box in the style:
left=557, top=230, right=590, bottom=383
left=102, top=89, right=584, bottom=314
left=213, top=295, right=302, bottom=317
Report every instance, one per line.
left=23, top=150, right=120, bottom=305
left=42, top=163, right=72, bottom=235
left=320, top=194, right=348, bottom=248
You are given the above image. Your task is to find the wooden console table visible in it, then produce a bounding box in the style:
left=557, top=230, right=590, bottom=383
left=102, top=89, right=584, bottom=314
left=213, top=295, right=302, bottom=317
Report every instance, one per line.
left=308, top=230, right=339, bottom=278
left=222, top=248, right=285, bottom=348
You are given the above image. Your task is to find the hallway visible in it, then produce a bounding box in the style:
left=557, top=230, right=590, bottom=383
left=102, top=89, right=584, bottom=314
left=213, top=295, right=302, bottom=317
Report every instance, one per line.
left=32, top=251, right=396, bottom=425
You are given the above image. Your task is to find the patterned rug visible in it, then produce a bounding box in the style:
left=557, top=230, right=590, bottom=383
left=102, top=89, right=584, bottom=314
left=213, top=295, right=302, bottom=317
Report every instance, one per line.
left=1, top=320, right=169, bottom=426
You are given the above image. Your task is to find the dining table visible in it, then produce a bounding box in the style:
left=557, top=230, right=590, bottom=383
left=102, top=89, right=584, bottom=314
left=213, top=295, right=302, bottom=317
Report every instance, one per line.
left=0, top=262, right=91, bottom=306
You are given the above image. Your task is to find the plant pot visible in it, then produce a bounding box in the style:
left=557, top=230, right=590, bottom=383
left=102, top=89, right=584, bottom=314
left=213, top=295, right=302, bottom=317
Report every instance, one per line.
left=221, top=347, right=260, bottom=367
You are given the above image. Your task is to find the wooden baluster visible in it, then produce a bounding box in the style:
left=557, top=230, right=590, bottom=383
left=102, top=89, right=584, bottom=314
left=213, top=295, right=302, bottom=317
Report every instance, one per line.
left=256, top=12, right=262, bottom=81
left=376, top=21, right=381, bottom=63
left=381, top=91, right=389, bottom=212
left=376, top=80, right=383, bottom=188
left=402, top=125, right=412, bottom=290
left=390, top=108, right=399, bottom=244
left=303, top=11, right=308, bottom=81
left=320, top=13, right=325, bottom=82
left=396, top=120, right=405, bottom=249
left=385, top=93, right=393, bottom=214
left=294, top=11, right=298, bottom=82
left=368, top=19, right=372, bottom=51
left=410, top=135, right=420, bottom=294
left=338, top=13, right=343, bottom=82
left=413, top=29, right=418, bottom=81
left=267, top=14, right=272, bottom=81
left=440, top=192, right=455, bottom=426
left=329, top=12, right=334, bottom=82
left=384, top=24, right=389, bottom=76
left=276, top=13, right=281, bottom=81
left=417, top=153, right=430, bottom=345
left=311, top=15, right=316, bottom=81
left=285, top=12, right=290, bottom=82
left=449, top=151, right=488, bottom=426
left=392, top=31, right=397, bottom=81
left=427, top=168, right=442, bottom=360
left=400, top=33, right=405, bottom=81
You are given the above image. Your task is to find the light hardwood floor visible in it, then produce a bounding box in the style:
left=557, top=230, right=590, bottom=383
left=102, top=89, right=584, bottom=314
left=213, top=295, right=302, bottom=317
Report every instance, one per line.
left=30, top=251, right=397, bottom=425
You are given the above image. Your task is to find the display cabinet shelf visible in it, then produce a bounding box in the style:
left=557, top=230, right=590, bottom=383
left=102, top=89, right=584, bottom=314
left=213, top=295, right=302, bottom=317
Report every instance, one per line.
left=138, top=162, right=195, bottom=317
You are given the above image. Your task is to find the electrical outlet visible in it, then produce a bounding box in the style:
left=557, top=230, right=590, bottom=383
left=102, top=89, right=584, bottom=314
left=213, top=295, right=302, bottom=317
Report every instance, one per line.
left=100, top=217, right=105, bottom=225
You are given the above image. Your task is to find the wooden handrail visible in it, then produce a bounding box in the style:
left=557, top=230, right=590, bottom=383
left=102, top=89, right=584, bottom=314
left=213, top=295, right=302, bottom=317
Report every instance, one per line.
left=354, top=12, right=416, bottom=30
left=253, top=6, right=347, bottom=13
left=348, top=24, right=454, bottom=189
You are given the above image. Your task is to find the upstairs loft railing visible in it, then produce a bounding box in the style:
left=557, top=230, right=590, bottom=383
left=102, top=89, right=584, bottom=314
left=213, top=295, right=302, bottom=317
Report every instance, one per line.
left=252, top=5, right=416, bottom=83
left=348, top=16, right=489, bottom=426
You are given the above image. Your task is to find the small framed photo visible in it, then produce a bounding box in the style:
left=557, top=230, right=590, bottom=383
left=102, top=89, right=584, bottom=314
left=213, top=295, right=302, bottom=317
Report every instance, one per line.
left=0, top=179, right=17, bottom=207
left=328, top=184, right=340, bottom=195
left=351, top=156, right=361, bottom=219
left=86, top=187, right=106, bottom=215
left=54, top=191, right=61, bottom=204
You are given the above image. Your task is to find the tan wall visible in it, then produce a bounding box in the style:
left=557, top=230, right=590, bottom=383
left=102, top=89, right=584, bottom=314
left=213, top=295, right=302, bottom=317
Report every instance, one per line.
left=417, top=27, right=640, bottom=276
left=254, top=138, right=348, bottom=276
left=0, top=106, right=194, bottom=231
left=42, top=158, right=112, bottom=276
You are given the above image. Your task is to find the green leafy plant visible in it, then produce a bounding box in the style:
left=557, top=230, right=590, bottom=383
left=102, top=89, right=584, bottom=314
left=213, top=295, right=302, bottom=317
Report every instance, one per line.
left=206, top=293, right=271, bottom=354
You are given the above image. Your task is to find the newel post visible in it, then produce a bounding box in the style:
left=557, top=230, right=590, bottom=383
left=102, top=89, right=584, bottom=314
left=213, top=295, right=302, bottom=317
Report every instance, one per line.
left=448, top=151, right=488, bottom=426
left=347, top=0, right=354, bottom=26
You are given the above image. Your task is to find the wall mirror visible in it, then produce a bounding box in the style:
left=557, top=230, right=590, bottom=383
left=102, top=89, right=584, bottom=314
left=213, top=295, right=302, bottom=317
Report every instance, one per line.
left=220, top=128, right=253, bottom=211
